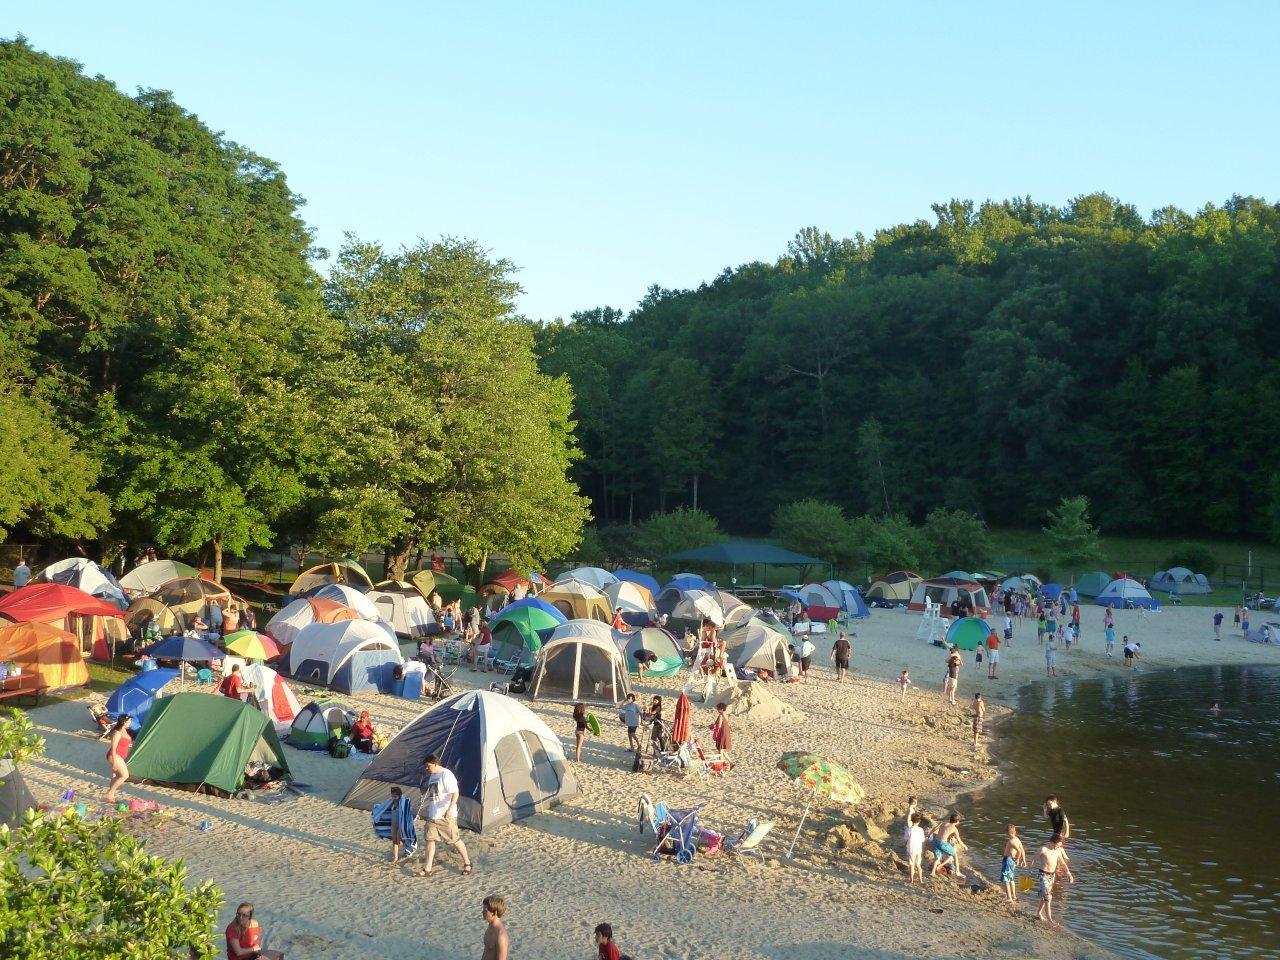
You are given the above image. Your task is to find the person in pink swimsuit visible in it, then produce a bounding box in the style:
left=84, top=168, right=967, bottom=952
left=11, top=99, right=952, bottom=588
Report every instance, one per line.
left=105, top=715, right=132, bottom=803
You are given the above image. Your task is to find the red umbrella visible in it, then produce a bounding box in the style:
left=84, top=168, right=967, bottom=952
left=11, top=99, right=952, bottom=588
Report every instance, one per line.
left=672, top=692, right=692, bottom=745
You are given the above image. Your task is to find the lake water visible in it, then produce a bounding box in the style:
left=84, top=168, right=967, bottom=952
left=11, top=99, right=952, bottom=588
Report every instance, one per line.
left=956, top=663, right=1280, bottom=959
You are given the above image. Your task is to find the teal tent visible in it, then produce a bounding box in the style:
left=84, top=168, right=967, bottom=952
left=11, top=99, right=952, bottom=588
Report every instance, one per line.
left=946, top=616, right=993, bottom=652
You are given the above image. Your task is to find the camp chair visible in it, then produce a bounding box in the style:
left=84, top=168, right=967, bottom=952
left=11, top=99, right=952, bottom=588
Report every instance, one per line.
left=195, top=668, right=214, bottom=685
left=725, top=818, right=774, bottom=860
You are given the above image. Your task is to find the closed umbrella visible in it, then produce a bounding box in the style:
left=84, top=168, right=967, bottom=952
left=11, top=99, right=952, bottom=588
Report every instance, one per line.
left=777, top=751, right=865, bottom=858
left=671, top=692, right=692, bottom=745
left=223, top=630, right=280, bottom=661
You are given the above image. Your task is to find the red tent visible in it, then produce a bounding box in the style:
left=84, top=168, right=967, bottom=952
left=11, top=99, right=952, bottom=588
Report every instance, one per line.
left=0, top=583, right=125, bottom=624
left=487, top=569, right=531, bottom=593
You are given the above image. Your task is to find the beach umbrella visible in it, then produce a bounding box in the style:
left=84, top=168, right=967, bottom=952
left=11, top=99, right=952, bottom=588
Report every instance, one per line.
left=142, top=634, right=223, bottom=690
left=224, top=630, right=280, bottom=661
left=671, top=692, right=692, bottom=745
left=777, top=751, right=865, bottom=858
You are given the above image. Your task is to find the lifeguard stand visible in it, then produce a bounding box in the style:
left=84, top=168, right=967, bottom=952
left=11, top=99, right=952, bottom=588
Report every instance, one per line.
left=915, top=599, right=946, bottom=645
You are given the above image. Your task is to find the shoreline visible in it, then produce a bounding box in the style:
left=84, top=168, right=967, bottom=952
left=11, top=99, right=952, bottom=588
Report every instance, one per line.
left=15, top=607, right=1277, bottom=958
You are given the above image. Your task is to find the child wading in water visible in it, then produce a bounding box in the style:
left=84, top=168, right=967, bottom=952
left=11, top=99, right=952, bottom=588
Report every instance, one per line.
left=1000, top=825, right=1027, bottom=903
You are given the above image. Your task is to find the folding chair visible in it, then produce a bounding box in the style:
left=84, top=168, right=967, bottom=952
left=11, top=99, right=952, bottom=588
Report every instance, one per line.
left=726, top=818, right=774, bottom=860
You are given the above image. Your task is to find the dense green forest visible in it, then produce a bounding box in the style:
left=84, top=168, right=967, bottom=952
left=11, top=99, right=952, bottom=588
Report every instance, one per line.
left=536, top=199, right=1280, bottom=542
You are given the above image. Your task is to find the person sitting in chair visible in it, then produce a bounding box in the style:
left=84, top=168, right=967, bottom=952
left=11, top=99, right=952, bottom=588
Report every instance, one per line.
left=351, top=711, right=375, bottom=753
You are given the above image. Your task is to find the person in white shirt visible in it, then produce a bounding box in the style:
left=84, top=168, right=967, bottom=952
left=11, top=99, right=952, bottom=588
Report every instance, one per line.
left=798, top=637, right=816, bottom=681
left=12, top=559, right=30, bottom=589
left=418, top=754, right=471, bottom=878
left=906, top=811, right=926, bottom=884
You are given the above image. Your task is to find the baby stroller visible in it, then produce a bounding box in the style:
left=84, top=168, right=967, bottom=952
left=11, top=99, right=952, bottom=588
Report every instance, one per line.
left=639, top=795, right=706, bottom=863
left=422, top=661, right=456, bottom=701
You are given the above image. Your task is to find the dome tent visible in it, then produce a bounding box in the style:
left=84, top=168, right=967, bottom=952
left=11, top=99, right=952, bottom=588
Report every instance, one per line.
left=342, top=690, right=577, bottom=833
left=529, top=623, right=630, bottom=705
left=616, top=626, right=685, bottom=677
left=289, top=559, right=374, bottom=597
left=241, top=662, right=303, bottom=733
left=119, top=559, right=199, bottom=596
left=282, top=620, right=403, bottom=694
left=822, top=581, right=870, bottom=619
left=365, top=589, right=437, bottom=638
left=865, top=571, right=923, bottom=604
left=0, top=621, right=89, bottom=693
left=604, top=580, right=655, bottom=625
left=265, top=597, right=359, bottom=648
left=722, top=621, right=792, bottom=676
left=35, top=558, right=127, bottom=609
left=1149, top=567, right=1212, bottom=595
left=1074, top=571, right=1113, bottom=598
left=946, top=617, right=993, bottom=652
left=557, top=567, right=620, bottom=591
left=538, top=580, right=611, bottom=622
left=612, top=568, right=661, bottom=597
left=0, top=758, right=35, bottom=828
left=105, top=667, right=180, bottom=731
left=288, top=699, right=354, bottom=750
left=1095, top=578, right=1158, bottom=610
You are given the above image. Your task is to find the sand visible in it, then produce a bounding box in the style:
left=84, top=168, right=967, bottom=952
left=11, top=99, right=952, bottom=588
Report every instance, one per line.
left=19, top=603, right=1278, bottom=959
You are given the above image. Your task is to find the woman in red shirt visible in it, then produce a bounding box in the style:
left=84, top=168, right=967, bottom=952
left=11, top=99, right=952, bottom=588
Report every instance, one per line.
left=225, top=902, right=283, bottom=959
left=351, top=711, right=375, bottom=753
left=105, top=715, right=132, bottom=803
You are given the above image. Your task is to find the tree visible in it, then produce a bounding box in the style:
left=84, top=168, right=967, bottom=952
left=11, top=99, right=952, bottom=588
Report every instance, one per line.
left=771, top=499, right=857, bottom=568
left=1043, top=496, right=1103, bottom=571
left=0, top=814, right=223, bottom=959
left=918, top=508, right=992, bottom=572
left=855, top=418, right=895, bottom=516
left=848, top=514, right=921, bottom=573
left=637, top=508, right=722, bottom=561
left=1160, top=541, right=1216, bottom=574
left=323, top=237, right=590, bottom=581
left=646, top=356, right=719, bottom=510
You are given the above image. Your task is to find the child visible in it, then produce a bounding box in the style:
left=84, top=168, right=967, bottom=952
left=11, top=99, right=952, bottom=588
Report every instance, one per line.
left=482, top=895, right=509, bottom=960
left=619, top=694, right=642, bottom=752
left=906, top=811, right=925, bottom=884
left=372, top=786, right=417, bottom=864
left=572, top=703, right=588, bottom=762
left=1003, top=612, right=1013, bottom=648
left=1105, top=622, right=1116, bottom=657
left=897, top=669, right=912, bottom=703
left=1001, top=824, right=1026, bottom=904
left=971, top=693, right=985, bottom=747
left=710, top=701, right=733, bottom=761
left=594, top=922, right=621, bottom=960
left=1045, top=636, right=1057, bottom=677
left=1036, top=612, right=1047, bottom=644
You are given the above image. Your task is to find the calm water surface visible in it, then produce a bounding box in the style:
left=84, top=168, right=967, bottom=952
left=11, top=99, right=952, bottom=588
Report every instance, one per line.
left=957, top=663, right=1280, bottom=959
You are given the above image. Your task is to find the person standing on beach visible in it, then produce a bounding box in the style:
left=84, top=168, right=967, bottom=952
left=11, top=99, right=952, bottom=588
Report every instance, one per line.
left=1003, top=611, right=1013, bottom=649
left=943, top=645, right=961, bottom=705
left=104, top=715, right=132, bottom=803
left=1234, top=605, right=1242, bottom=629
left=831, top=631, right=851, bottom=681
left=898, top=668, right=912, bottom=702
left=798, top=634, right=815, bottom=681
left=1035, top=834, right=1074, bottom=926
left=1036, top=609, right=1047, bottom=644
left=1001, top=825, right=1027, bottom=904
left=1123, top=638, right=1140, bottom=670
left=1105, top=622, right=1116, bottom=657
left=1213, top=609, right=1223, bottom=641
left=971, top=693, right=985, bottom=747
left=1241, top=607, right=1250, bottom=637
left=619, top=694, right=642, bottom=752
left=906, top=811, right=925, bottom=884
left=572, top=703, right=588, bottom=762
left=1044, top=635, right=1057, bottom=677
left=481, top=895, right=509, bottom=960
left=418, top=754, right=472, bottom=878
left=986, top=630, right=1000, bottom=679
left=1043, top=795, right=1070, bottom=840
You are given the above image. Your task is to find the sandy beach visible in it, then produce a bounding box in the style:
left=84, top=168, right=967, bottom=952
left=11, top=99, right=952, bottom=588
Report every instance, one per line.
left=20, top=603, right=1279, bottom=959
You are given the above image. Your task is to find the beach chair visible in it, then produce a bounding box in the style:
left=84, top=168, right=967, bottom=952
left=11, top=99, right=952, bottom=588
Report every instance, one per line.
left=195, top=668, right=214, bottom=686
left=726, top=818, right=774, bottom=860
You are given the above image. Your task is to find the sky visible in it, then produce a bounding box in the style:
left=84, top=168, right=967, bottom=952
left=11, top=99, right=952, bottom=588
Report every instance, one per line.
left=11, top=2, right=1280, bottom=320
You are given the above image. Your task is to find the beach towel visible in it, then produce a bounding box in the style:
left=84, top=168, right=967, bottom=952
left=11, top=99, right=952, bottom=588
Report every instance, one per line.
left=371, top=795, right=418, bottom=856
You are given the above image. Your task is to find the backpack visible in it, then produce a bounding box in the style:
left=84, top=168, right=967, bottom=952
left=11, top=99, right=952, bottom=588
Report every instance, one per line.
left=328, top=737, right=351, bottom=759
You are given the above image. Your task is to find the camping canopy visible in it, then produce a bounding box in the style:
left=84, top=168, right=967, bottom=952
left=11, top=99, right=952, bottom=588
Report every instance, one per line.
left=661, top=542, right=825, bottom=585
left=289, top=560, right=373, bottom=597
left=105, top=668, right=180, bottom=731
left=529, top=629, right=630, bottom=705
left=341, top=690, right=578, bottom=833
left=0, top=621, right=88, bottom=692
left=36, top=558, right=127, bottom=608
left=119, top=559, right=199, bottom=596
left=126, top=693, right=290, bottom=797
left=946, top=617, right=993, bottom=652
left=908, top=578, right=990, bottom=614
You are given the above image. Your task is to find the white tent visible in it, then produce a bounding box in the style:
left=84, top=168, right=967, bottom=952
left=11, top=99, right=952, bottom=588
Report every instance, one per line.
left=558, top=567, right=620, bottom=591
left=795, top=582, right=842, bottom=619
left=240, top=662, right=303, bottom=733
left=668, top=589, right=725, bottom=627
left=529, top=626, right=630, bottom=705
left=119, top=559, right=199, bottom=596
left=36, top=558, right=128, bottom=608
left=282, top=620, right=403, bottom=694
left=265, top=597, right=359, bottom=647
left=366, top=589, right=438, bottom=637
left=604, top=580, right=652, bottom=615
left=723, top=621, right=793, bottom=675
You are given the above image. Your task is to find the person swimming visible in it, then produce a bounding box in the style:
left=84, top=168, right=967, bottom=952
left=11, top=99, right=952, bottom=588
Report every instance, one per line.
left=1209, top=703, right=1222, bottom=716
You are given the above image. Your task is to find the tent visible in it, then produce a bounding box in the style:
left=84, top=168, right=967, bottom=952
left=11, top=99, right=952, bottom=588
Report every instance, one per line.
left=265, top=597, right=359, bottom=649
left=865, top=571, right=923, bottom=603
left=123, top=597, right=180, bottom=637
left=558, top=567, right=620, bottom=591
left=126, top=693, right=290, bottom=797
left=793, top=582, right=842, bottom=621
left=341, top=690, right=578, bottom=832
left=0, top=583, right=124, bottom=625
left=1074, top=571, right=1113, bottom=598
left=908, top=578, right=990, bottom=615
left=539, top=581, right=611, bottom=623
left=1149, top=567, right=1212, bottom=595
left=365, top=589, right=437, bottom=638
left=1095, top=578, right=1158, bottom=610
left=0, top=621, right=89, bottom=692
left=529, top=625, right=630, bottom=705
left=119, top=559, right=199, bottom=596
left=105, top=668, right=180, bottom=731
left=713, top=590, right=750, bottom=625
left=35, top=558, right=127, bottom=609
left=288, top=699, right=353, bottom=750
left=488, top=598, right=567, bottom=654
left=281, top=620, right=403, bottom=694
left=722, top=621, right=793, bottom=676
left=723, top=598, right=757, bottom=629
left=240, top=662, right=303, bottom=733
left=150, top=577, right=231, bottom=626
left=1040, top=583, right=1066, bottom=601
left=946, top=617, right=993, bottom=652
left=0, top=758, right=35, bottom=827
left=666, top=573, right=710, bottom=592
left=298, top=583, right=382, bottom=619
left=822, top=580, right=870, bottom=619
left=409, top=569, right=466, bottom=604
left=615, top=626, right=685, bottom=677
left=612, top=568, right=661, bottom=597
left=289, top=560, right=374, bottom=597
left=604, top=580, right=654, bottom=627
left=660, top=588, right=725, bottom=629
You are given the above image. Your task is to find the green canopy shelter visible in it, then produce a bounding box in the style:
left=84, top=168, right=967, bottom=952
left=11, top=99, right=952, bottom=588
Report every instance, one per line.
left=662, top=541, right=828, bottom=585
left=126, top=693, right=290, bottom=797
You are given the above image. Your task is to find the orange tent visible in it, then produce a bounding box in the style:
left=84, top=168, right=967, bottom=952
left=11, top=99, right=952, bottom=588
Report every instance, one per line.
left=0, top=621, right=89, bottom=692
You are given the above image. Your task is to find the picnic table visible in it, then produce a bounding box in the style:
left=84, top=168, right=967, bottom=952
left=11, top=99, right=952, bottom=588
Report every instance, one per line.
left=0, top=673, right=48, bottom=704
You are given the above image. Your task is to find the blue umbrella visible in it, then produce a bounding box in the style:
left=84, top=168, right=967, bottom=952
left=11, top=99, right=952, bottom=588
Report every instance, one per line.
left=143, top=635, right=223, bottom=662
left=778, top=589, right=806, bottom=605
left=106, top=668, right=180, bottom=731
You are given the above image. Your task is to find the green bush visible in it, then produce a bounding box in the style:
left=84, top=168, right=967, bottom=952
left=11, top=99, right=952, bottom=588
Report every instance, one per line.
left=919, top=508, right=992, bottom=572
left=1161, top=542, right=1216, bottom=574
left=638, top=508, right=722, bottom=561
left=849, top=514, right=921, bottom=573
left=771, top=499, right=857, bottom=567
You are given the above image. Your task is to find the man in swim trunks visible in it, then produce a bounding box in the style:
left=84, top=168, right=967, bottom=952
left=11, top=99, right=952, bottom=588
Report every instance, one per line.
left=1035, top=833, right=1074, bottom=925
left=971, top=693, right=985, bottom=747
left=1001, top=824, right=1027, bottom=903
left=986, top=631, right=1000, bottom=679
left=831, top=631, right=851, bottom=682
left=943, top=645, right=961, bottom=705
left=929, top=813, right=964, bottom=879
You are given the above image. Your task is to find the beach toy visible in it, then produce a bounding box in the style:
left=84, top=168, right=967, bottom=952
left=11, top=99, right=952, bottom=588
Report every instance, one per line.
left=116, top=802, right=129, bottom=813
left=199, top=820, right=213, bottom=832
left=62, top=788, right=76, bottom=802
left=586, top=712, right=602, bottom=736
left=1019, top=875, right=1034, bottom=893
left=73, top=803, right=88, bottom=818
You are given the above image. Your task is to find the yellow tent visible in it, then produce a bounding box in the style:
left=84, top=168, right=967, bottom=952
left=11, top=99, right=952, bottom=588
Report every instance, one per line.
left=0, top=621, right=89, bottom=692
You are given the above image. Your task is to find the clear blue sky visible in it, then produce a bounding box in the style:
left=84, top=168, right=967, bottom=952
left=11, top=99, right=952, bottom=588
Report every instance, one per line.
left=12, top=2, right=1280, bottom=320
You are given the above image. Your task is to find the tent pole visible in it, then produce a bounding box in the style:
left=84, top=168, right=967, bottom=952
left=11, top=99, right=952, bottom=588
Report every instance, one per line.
left=786, top=795, right=813, bottom=859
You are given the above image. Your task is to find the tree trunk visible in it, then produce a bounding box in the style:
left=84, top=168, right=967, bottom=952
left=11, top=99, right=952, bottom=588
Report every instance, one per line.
left=692, top=473, right=700, bottom=511
left=387, top=538, right=417, bottom=582
left=478, top=552, right=490, bottom=585
left=628, top=491, right=634, bottom=526
left=213, top=535, right=223, bottom=583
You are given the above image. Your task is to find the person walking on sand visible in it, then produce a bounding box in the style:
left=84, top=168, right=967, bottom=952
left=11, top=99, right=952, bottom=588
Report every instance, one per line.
left=1001, top=825, right=1027, bottom=904
left=1105, top=622, right=1116, bottom=657
left=481, top=895, right=509, bottom=960
left=1044, top=635, right=1057, bottom=677
left=929, top=813, right=965, bottom=879
left=971, top=693, right=985, bottom=747
left=898, top=668, right=913, bottom=702
left=710, top=701, right=733, bottom=762
left=798, top=634, right=816, bottom=681
left=418, top=754, right=472, bottom=878
left=1036, top=610, right=1047, bottom=645
left=986, top=630, right=1000, bottom=679
left=943, top=645, right=961, bottom=705
left=831, top=631, right=852, bottom=682
left=906, top=811, right=926, bottom=884
left=104, top=715, right=132, bottom=803
left=1213, top=609, right=1223, bottom=641
left=1036, top=834, right=1074, bottom=926
left=1003, top=611, right=1013, bottom=649
left=572, top=702, right=588, bottom=762
left=619, top=694, right=642, bottom=752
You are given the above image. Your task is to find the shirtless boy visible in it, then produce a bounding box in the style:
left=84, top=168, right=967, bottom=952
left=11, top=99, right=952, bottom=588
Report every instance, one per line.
left=1036, top=834, right=1074, bottom=925
left=929, top=813, right=964, bottom=879
left=1000, top=825, right=1027, bottom=903
left=971, top=693, right=985, bottom=747
left=481, top=895, right=509, bottom=960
